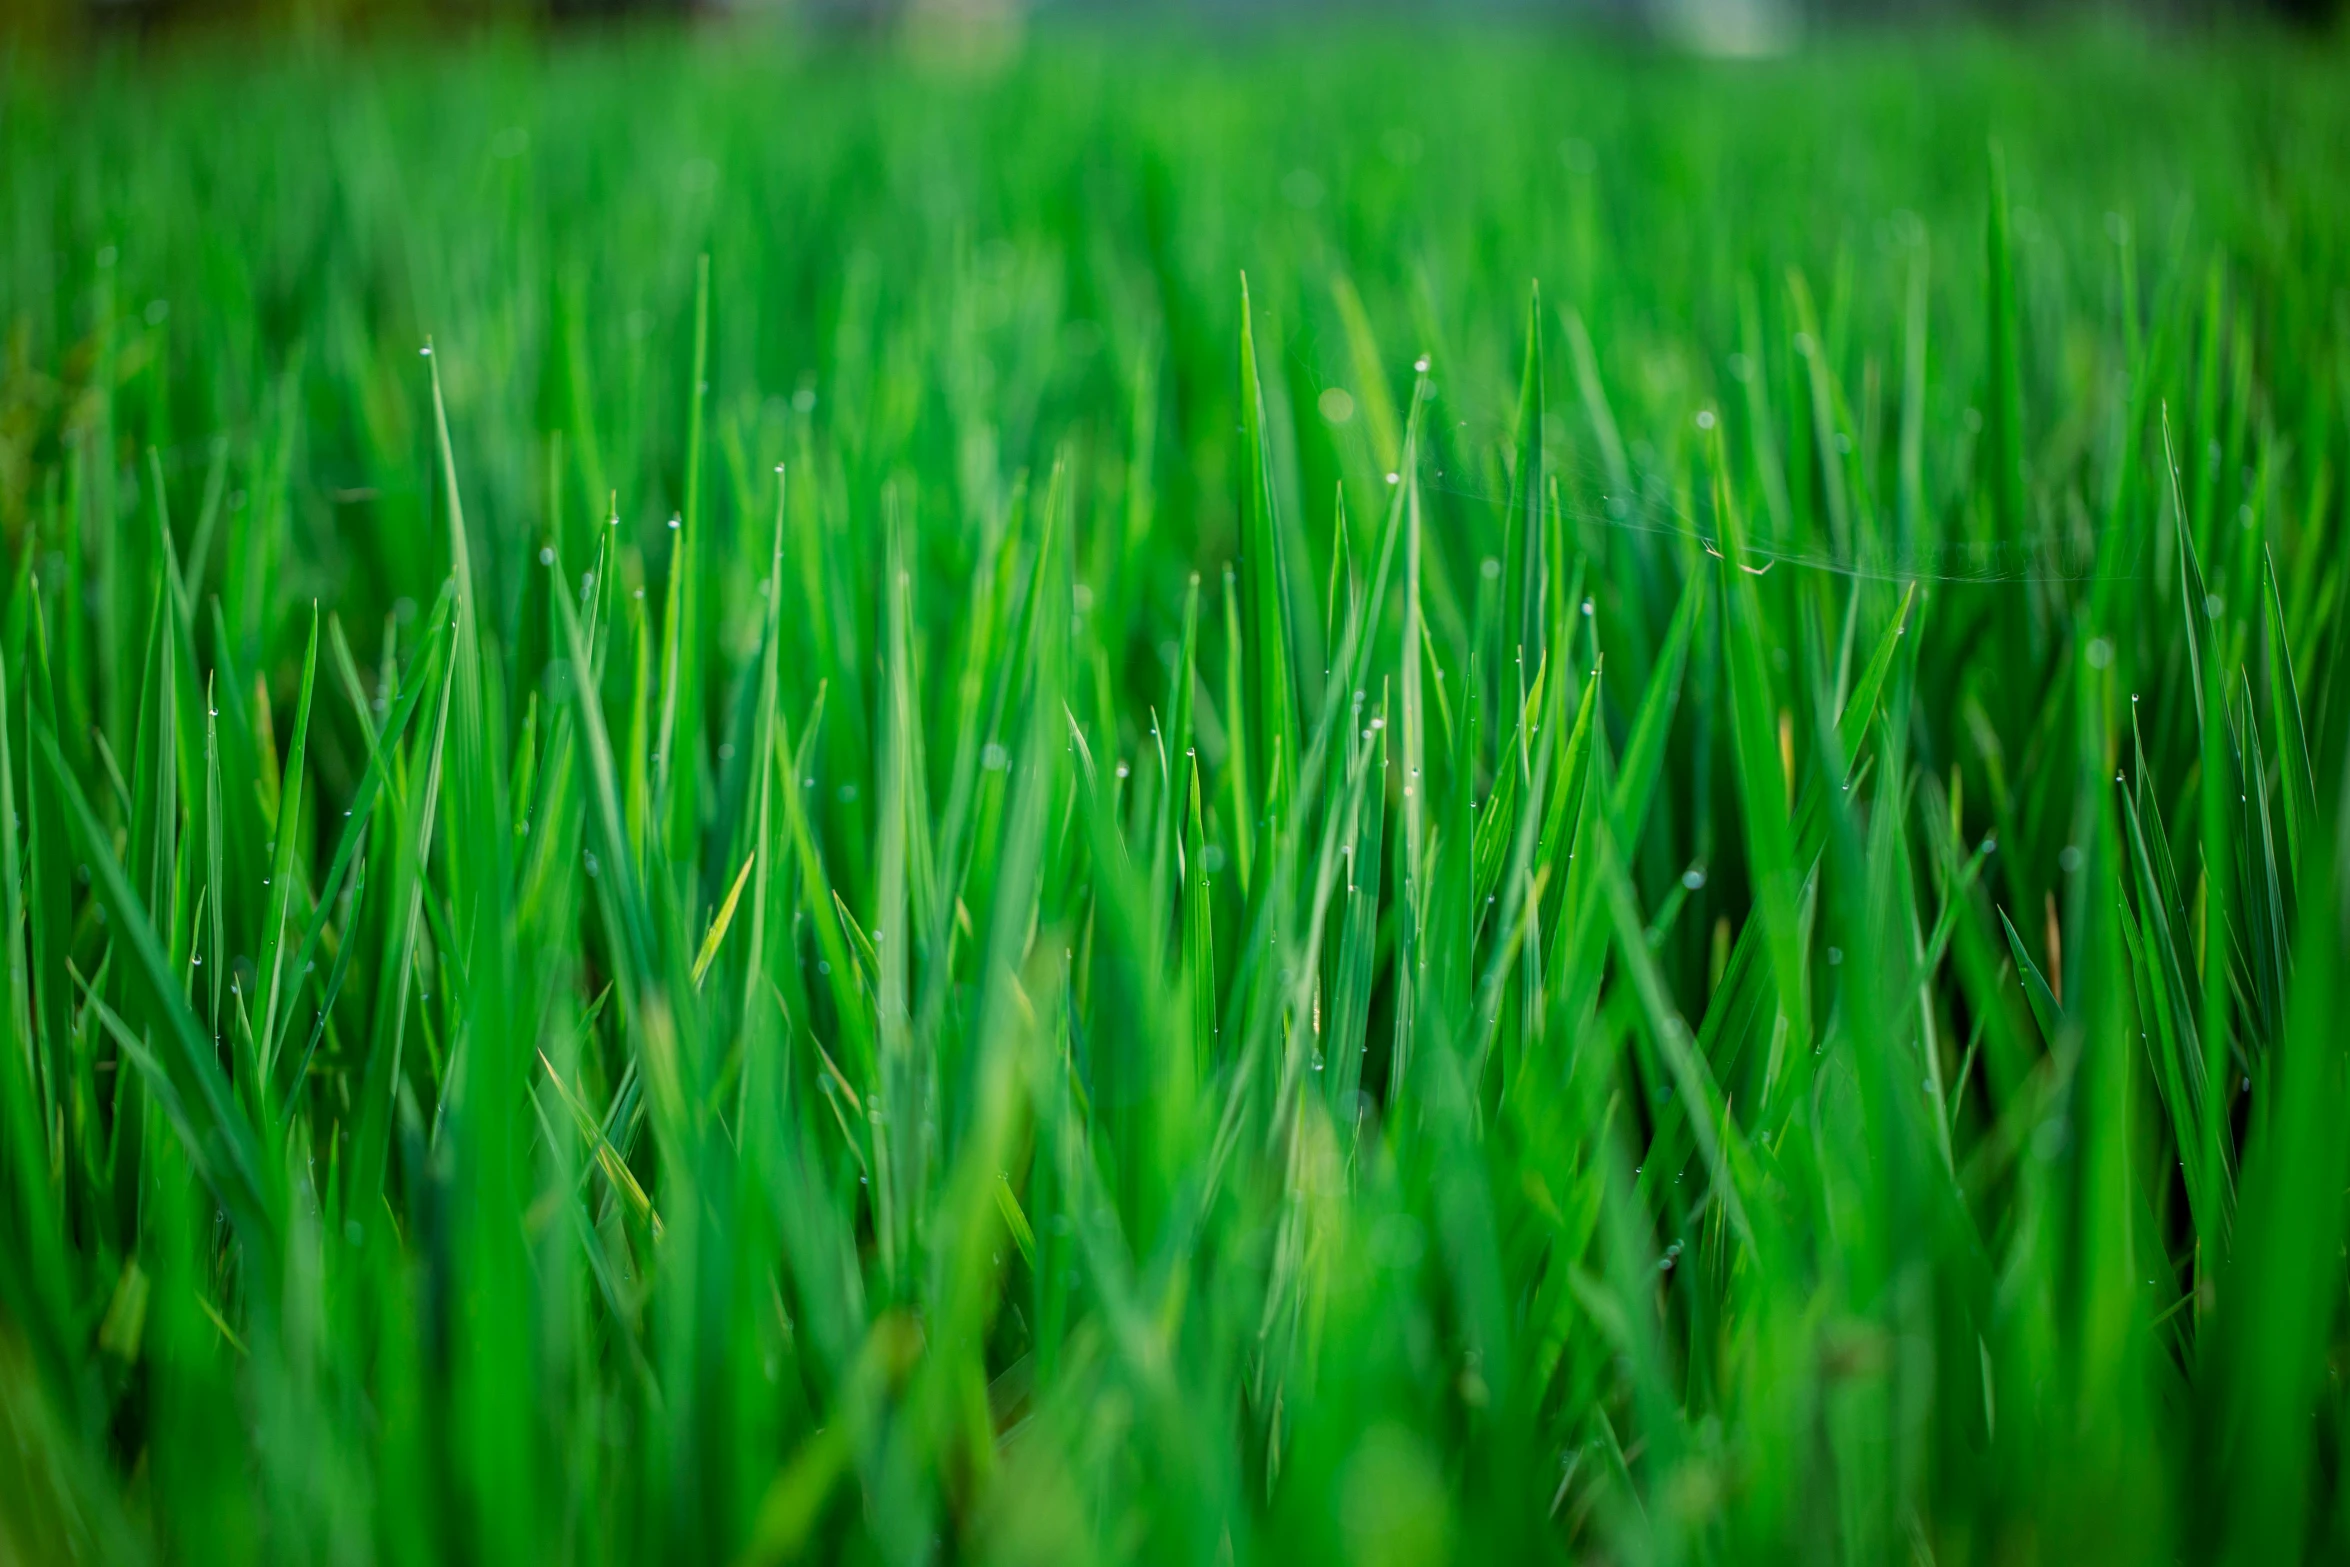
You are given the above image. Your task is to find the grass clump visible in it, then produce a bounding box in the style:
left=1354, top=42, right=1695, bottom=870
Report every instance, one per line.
left=3, top=22, right=2350, bottom=1564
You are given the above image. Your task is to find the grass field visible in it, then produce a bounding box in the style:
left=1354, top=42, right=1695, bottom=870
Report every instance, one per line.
left=3, top=18, right=2350, bottom=1563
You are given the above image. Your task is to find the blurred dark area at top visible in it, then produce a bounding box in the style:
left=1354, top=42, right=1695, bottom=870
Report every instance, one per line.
left=2, top=0, right=2339, bottom=45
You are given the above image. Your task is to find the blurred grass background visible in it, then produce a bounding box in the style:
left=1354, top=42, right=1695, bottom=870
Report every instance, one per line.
left=5, top=0, right=2344, bottom=47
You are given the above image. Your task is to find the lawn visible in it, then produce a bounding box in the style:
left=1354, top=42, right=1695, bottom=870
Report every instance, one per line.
left=2, top=17, right=2349, bottom=1563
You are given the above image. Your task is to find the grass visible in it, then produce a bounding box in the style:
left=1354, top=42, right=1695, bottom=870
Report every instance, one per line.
left=1, top=17, right=2349, bottom=1563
